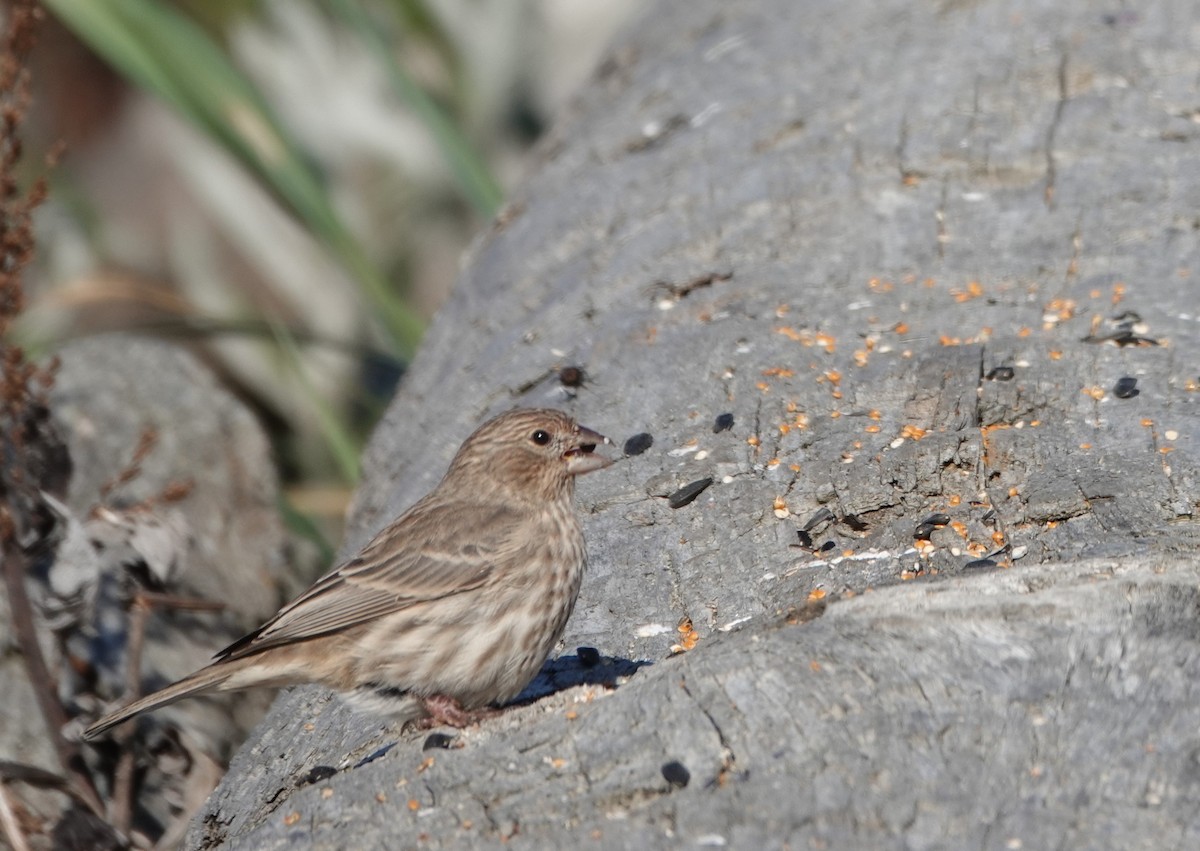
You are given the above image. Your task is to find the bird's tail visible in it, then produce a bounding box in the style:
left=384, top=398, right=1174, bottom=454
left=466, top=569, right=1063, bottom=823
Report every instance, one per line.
left=83, top=660, right=245, bottom=741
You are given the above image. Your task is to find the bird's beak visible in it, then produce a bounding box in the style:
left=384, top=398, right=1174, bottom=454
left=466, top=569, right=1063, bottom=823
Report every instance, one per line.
left=564, top=425, right=613, bottom=475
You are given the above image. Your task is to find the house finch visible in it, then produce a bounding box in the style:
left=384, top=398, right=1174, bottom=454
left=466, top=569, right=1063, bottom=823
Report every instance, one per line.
left=84, top=408, right=613, bottom=739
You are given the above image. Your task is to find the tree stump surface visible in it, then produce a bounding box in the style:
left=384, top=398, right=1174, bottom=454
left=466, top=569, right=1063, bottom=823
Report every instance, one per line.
left=191, top=0, right=1200, bottom=847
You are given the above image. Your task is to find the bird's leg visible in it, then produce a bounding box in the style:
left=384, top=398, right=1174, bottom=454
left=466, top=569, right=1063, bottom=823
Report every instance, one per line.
left=417, top=695, right=502, bottom=729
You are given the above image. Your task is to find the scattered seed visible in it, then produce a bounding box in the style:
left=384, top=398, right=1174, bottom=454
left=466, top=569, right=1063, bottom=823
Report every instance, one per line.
left=914, top=523, right=938, bottom=540
left=713, top=412, right=735, bottom=433
left=802, top=507, right=835, bottom=532
left=1113, top=377, right=1139, bottom=399
left=986, top=366, right=1015, bottom=381
left=671, top=618, right=700, bottom=653
left=921, top=513, right=951, bottom=527
left=422, top=733, right=456, bottom=751
left=559, top=366, right=586, bottom=387
left=662, top=761, right=691, bottom=788
left=624, top=432, right=654, bottom=456
left=669, top=477, right=714, bottom=509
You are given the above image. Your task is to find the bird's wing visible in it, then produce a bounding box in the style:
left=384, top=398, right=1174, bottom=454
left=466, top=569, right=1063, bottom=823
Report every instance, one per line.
left=216, top=497, right=523, bottom=661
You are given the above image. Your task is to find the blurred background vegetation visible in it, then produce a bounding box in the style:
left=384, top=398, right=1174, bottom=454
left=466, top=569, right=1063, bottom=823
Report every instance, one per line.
left=15, top=0, right=639, bottom=549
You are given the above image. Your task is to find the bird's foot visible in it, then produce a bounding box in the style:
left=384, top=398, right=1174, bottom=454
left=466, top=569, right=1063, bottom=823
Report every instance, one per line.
left=416, top=695, right=500, bottom=729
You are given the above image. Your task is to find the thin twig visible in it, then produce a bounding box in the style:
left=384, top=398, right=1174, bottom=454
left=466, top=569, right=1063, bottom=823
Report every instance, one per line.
left=98, top=428, right=158, bottom=501
left=0, top=538, right=105, bottom=818
left=0, top=761, right=69, bottom=790
left=0, top=783, right=31, bottom=851
left=136, top=590, right=226, bottom=612
left=111, top=596, right=151, bottom=837
left=111, top=589, right=224, bottom=835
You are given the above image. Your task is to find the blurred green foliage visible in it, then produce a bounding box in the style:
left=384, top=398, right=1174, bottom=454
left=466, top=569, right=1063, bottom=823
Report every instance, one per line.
left=43, top=0, right=505, bottom=360
left=38, top=0, right=507, bottom=493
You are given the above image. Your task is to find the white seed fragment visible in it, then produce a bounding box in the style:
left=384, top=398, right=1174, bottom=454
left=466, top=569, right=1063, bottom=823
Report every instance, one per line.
left=635, top=623, right=671, bottom=637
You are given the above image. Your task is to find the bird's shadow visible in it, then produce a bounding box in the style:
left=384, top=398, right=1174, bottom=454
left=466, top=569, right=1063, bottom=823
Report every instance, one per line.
left=335, top=651, right=651, bottom=769
left=512, top=648, right=651, bottom=705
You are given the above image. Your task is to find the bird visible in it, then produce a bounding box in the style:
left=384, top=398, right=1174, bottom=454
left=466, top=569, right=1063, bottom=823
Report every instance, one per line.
left=83, top=408, right=613, bottom=740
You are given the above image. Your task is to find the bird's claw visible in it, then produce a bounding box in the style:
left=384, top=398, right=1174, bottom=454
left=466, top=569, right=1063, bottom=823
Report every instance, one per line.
left=416, top=695, right=500, bottom=729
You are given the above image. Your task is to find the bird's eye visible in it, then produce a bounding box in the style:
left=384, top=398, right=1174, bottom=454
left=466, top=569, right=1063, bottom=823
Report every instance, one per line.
left=531, top=429, right=551, bottom=445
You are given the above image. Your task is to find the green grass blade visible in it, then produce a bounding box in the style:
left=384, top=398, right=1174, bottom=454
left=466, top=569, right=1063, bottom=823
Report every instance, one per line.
left=277, top=492, right=336, bottom=568
left=264, top=314, right=363, bottom=484
left=323, top=0, right=504, bottom=217
left=44, top=0, right=424, bottom=357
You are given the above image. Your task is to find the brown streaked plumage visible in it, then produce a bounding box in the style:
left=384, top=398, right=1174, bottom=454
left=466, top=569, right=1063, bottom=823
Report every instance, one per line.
left=83, top=408, right=613, bottom=740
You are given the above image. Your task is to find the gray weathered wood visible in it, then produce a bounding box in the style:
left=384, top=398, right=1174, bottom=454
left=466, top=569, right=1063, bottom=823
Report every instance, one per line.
left=191, top=0, right=1200, bottom=846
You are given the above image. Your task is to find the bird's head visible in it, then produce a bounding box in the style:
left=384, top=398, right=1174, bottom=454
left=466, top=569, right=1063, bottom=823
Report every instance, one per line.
left=446, top=408, right=613, bottom=503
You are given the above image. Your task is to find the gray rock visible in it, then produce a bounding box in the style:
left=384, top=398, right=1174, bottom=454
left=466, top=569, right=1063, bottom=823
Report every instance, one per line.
left=1, top=335, right=289, bottom=845
left=192, top=0, right=1200, bottom=847
left=50, top=336, right=289, bottom=625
